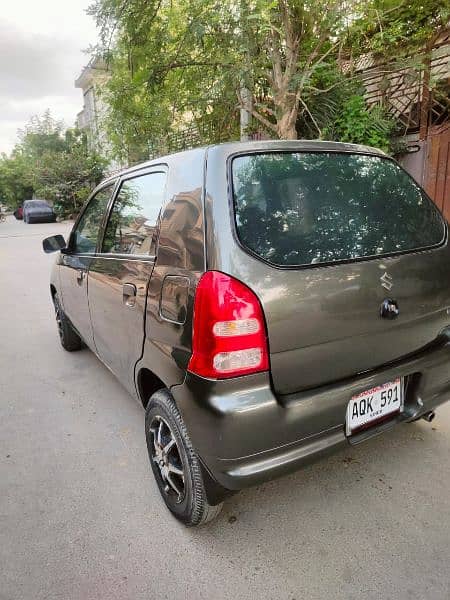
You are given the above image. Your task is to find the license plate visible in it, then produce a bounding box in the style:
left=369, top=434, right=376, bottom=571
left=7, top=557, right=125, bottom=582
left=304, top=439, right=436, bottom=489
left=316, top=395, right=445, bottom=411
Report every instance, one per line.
left=346, top=378, right=404, bottom=436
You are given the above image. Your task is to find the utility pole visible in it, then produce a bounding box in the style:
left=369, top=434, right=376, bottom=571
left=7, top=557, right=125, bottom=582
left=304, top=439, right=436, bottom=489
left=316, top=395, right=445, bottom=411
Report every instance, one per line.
left=239, top=0, right=253, bottom=142
left=240, top=86, right=252, bottom=141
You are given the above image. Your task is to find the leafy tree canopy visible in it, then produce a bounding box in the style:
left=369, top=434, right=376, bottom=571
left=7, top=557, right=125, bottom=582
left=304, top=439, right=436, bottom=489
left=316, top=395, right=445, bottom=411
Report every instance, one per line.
left=16, top=110, right=67, bottom=158
left=89, top=0, right=352, bottom=148
left=87, top=0, right=447, bottom=158
left=347, top=0, right=450, bottom=57
left=0, top=111, right=106, bottom=217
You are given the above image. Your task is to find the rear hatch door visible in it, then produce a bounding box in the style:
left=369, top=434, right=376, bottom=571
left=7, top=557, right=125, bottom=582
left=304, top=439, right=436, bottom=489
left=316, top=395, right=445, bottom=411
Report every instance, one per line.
left=231, top=150, right=449, bottom=395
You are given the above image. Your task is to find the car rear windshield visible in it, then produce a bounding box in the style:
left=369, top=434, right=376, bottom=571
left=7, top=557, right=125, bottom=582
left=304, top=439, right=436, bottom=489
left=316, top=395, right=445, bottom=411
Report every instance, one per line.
left=231, top=152, right=445, bottom=267
left=30, top=201, right=49, bottom=209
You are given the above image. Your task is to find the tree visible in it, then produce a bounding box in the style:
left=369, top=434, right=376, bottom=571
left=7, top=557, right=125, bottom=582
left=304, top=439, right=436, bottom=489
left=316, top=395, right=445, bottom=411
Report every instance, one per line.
left=0, top=153, right=33, bottom=209
left=346, top=0, right=450, bottom=57
left=0, top=112, right=106, bottom=216
left=89, top=0, right=446, bottom=154
left=88, top=0, right=241, bottom=160
left=88, top=0, right=358, bottom=148
left=242, top=0, right=348, bottom=139
left=30, top=133, right=106, bottom=218
left=17, top=110, right=67, bottom=158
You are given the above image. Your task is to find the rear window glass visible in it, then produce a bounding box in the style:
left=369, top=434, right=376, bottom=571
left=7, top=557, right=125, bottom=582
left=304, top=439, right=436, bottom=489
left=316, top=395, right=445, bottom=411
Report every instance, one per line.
left=231, top=152, right=445, bottom=267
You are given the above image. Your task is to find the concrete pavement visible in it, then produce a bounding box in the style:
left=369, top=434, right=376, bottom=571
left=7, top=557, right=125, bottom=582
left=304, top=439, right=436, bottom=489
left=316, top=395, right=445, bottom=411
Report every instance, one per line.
left=1, top=215, right=450, bottom=600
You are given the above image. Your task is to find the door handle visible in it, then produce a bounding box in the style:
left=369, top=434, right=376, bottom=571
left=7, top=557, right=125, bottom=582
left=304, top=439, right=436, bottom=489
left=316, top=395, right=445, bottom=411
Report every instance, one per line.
left=123, top=283, right=137, bottom=307
left=76, top=270, right=85, bottom=285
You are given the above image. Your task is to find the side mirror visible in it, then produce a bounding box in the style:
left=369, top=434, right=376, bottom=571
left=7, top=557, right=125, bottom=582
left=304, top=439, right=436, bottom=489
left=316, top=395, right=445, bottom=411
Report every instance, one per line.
left=42, top=234, right=66, bottom=254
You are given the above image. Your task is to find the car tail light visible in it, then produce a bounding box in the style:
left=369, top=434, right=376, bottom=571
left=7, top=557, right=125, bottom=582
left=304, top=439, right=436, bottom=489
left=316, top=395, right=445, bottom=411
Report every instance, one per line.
left=188, top=271, right=269, bottom=379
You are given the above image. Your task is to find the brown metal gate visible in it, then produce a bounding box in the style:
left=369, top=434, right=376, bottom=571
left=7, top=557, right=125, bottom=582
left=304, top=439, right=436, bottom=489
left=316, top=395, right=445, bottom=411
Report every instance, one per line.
left=423, top=124, right=450, bottom=221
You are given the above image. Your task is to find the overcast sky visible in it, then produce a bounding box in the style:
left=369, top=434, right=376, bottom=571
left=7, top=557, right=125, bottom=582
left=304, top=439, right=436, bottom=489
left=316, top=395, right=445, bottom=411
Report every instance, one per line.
left=0, top=0, right=98, bottom=154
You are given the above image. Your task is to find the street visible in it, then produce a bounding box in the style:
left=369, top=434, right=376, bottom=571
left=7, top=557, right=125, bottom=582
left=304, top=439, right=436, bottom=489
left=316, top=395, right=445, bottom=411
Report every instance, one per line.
left=1, top=215, right=450, bottom=600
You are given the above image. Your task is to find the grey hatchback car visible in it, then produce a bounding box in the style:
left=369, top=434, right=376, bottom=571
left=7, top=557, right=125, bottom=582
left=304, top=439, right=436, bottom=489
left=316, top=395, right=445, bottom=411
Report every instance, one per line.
left=43, top=140, right=450, bottom=526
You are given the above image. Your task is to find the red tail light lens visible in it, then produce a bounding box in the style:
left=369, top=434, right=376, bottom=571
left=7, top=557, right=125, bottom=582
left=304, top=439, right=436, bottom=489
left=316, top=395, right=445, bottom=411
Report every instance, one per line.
left=188, top=271, right=269, bottom=379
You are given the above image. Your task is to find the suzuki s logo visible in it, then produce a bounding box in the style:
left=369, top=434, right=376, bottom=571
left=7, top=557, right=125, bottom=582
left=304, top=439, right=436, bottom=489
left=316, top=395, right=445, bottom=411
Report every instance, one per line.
left=380, top=271, right=393, bottom=291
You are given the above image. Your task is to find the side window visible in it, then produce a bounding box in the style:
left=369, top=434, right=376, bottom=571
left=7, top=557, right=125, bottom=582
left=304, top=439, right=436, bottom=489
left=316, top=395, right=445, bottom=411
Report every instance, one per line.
left=102, top=171, right=166, bottom=255
left=72, top=185, right=114, bottom=254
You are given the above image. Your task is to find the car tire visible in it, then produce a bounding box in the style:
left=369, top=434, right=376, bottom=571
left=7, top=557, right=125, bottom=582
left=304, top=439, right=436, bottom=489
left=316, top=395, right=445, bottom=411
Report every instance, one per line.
left=53, top=293, right=83, bottom=351
left=145, top=389, right=224, bottom=526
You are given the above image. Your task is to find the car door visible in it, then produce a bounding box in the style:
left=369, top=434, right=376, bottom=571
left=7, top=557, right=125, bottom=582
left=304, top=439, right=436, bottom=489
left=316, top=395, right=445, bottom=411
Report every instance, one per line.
left=59, top=183, right=115, bottom=348
left=88, top=168, right=167, bottom=392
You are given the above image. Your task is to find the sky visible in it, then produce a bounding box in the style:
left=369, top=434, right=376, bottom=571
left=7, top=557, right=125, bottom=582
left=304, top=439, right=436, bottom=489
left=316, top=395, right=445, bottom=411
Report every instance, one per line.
left=0, top=0, right=98, bottom=155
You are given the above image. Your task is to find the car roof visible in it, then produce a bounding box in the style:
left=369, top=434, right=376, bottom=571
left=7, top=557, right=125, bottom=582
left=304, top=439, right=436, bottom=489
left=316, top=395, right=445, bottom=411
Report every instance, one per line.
left=99, top=139, right=386, bottom=187
left=208, top=139, right=386, bottom=156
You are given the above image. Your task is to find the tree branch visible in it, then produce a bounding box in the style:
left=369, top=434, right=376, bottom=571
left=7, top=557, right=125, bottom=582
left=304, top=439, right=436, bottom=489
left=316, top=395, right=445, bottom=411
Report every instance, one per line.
left=279, top=0, right=300, bottom=83
left=130, top=0, right=163, bottom=45
left=299, top=97, right=322, bottom=137
left=254, top=102, right=276, bottom=116
left=267, top=28, right=284, bottom=92
left=250, top=109, right=278, bottom=134
left=237, top=90, right=277, bottom=134
left=160, top=60, right=231, bottom=71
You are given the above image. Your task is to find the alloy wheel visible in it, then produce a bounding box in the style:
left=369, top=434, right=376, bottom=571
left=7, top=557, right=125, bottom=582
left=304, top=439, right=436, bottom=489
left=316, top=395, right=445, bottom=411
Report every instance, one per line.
left=149, top=416, right=186, bottom=503
left=54, top=299, right=63, bottom=340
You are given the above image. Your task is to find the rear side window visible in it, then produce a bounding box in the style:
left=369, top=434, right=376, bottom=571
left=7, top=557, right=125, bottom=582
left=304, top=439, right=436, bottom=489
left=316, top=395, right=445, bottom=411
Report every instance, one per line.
left=232, top=152, right=445, bottom=267
left=102, top=171, right=166, bottom=255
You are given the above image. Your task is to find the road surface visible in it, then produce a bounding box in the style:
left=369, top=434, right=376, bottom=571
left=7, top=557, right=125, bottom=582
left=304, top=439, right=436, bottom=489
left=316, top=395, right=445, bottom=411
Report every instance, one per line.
left=1, top=215, right=450, bottom=599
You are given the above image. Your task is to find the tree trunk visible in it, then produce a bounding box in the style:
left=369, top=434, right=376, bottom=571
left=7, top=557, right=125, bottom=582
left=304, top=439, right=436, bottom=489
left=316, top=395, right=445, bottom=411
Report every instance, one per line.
left=274, top=93, right=298, bottom=139
left=276, top=108, right=298, bottom=139
left=268, top=6, right=300, bottom=140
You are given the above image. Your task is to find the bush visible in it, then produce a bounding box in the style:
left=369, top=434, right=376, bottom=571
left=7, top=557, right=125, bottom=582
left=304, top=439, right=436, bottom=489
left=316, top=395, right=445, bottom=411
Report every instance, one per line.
left=325, top=94, right=396, bottom=153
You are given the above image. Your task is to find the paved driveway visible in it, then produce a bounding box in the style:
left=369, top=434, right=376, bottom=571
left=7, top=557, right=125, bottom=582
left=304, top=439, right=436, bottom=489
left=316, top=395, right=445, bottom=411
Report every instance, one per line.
left=1, top=215, right=450, bottom=600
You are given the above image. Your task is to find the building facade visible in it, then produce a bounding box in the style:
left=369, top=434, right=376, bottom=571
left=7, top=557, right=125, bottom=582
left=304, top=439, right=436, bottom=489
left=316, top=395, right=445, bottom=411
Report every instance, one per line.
left=75, top=57, right=118, bottom=166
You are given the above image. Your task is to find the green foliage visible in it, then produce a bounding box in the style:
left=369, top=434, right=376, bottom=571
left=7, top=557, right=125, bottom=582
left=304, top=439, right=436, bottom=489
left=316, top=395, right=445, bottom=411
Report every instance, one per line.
left=17, top=110, right=67, bottom=157
left=324, top=94, right=396, bottom=153
left=87, top=0, right=447, bottom=155
left=89, top=0, right=240, bottom=160
left=347, top=0, right=450, bottom=57
left=0, top=153, right=33, bottom=209
left=89, top=0, right=355, bottom=150
left=0, top=112, right=106, bottom=217
left=295, top=62, right=356, bottom=139
left=31, top=142, right=106, bottom=218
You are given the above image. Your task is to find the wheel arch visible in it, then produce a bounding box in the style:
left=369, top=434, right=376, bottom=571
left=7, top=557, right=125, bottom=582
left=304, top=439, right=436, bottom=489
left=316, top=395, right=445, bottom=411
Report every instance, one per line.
left=136, top=367, right=167, bottom=409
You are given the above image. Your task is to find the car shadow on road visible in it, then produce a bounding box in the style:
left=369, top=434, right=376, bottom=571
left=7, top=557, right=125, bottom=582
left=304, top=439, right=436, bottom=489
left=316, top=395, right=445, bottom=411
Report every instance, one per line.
left=194, top=415, right=442, bottom=534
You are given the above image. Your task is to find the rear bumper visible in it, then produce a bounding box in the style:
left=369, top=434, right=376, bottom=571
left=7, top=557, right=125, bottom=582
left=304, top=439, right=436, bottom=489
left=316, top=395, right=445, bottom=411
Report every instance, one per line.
left=27, top=213, right=56, bottom=223
left=171, top=332, right=450, bottom=495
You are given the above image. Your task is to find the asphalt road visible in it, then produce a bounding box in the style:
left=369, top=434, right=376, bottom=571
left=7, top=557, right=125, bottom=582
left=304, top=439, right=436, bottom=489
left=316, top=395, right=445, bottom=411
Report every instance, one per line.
left=1, top=215, right=450, bottom=600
